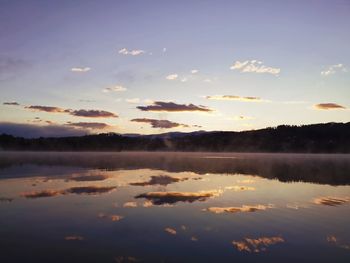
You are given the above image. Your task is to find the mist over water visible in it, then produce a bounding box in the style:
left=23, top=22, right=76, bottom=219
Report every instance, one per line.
left=0, top=152, right=349, bottom=262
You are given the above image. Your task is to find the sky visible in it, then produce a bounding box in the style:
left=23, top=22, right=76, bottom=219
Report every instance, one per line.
left=0, top=0, right=349, bottom=137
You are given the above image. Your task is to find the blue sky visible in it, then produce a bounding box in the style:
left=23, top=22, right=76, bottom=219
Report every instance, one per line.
left=0, top=0, right=349, bottom=136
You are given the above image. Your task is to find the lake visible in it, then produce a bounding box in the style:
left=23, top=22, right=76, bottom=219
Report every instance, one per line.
left=0, top=152, right=349, bottom=262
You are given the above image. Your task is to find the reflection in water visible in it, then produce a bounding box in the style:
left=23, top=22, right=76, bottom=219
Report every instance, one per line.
left=203, top=204, right=274, bottom=214
left=135, top=190, right=221, bottom=205
left=130, top=175, right=190, bottom=186
left=0, top=152, right=350, bottom=262
left=327, top=235, right=350, bottom=250
left=232, top=236, right=285, bottom=253
left=164, top=227, right=177, bottom=235
left=21, top=186, right=117, bottom=198
left=313, top=196, right=350, bottom=206
left=64, top=235, right=84, bottom=241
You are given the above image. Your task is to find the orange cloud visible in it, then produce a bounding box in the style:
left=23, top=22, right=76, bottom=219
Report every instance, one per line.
left=314, top=103, right=346, bottom=110
left=313, top=196, right=349, bottom=206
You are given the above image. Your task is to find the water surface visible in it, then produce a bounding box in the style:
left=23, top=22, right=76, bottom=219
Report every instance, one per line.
left=0, top=152, right=349, bottom=262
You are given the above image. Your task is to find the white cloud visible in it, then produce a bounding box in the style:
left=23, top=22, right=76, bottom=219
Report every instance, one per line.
left=321, top=64, right=347, bottom=76
left=163, top=47, right=167, bottom=53
left=118, top=48, right=145, bottom=56
left=126, top=98, right=141, bottom=104
left=71, top=67, right=91, bottom=72
left=230, top=60, right=280, bottom=75
left=166, top=74, right=178, bottom=80
left=181, top=77, right=188, bottom=82
left=191, top=69, right=199, bottom=74
left=203, top=78, right=212, bottom=83
left=103, top=85, right=127, bottom=93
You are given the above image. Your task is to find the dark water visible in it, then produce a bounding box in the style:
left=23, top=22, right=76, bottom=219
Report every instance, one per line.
left=0, top=152, right=350, bottom=263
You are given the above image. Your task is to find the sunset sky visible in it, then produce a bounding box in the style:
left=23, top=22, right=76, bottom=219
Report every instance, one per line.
left=1, top=0, right=349, bottom=137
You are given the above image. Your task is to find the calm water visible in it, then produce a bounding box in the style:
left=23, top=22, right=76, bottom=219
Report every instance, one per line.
left=0, top=152, right=350, bottom=263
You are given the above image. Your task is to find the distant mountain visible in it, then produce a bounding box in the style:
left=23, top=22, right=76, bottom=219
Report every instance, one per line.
left=1, top=122, right=350, bottom=153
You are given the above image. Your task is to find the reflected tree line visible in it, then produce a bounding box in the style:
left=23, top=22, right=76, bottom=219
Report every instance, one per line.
left=0, top=151, right=349, bottom=185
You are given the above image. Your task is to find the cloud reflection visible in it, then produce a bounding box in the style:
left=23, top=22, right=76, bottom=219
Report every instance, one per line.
left=313, top=196, right=350, bottom=206
left=135, top=190, right=221, bottom=205
left=232, top=236, right=284, bottom=253
left=130, top=175, right=188, bottom=186
left=203, top=205, right=273, bottom=214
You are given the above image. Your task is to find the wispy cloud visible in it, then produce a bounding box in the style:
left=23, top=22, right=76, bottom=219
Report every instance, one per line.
left=230, top=60, right=280, bottom=75
left=191, top=69, right=199, bottom=74
left=118, top=48, right=145, bottom=56
left=71, top=67, right=91, bottom=72
left=25, top=105, right=118, bottom=118
left=126, top=98, right=141, bottom=104
left=321, top=64, right=347, bottom=76
left=137, top=101, right=213, bottom=112
left=206, top=95, right=263, bottom=102
left=166, top=74, right=178, bottom=80
left=25, top=105, right=66, bottom=113
left=3, top=101, right=20, bottom=106
left=314, top=103, right=346, bottom=110
left=103, top=85, right=127, bottom=92
left=66, top=122, right=111, bottom=130
left=164, top=227, right=177, bottom=235
left=131, top=118, right=190, bottom=129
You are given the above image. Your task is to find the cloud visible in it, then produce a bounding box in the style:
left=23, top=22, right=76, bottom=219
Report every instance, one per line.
left=25, top=105, right=66, bottom=113
left=166, top=74, right=178, bottom=80
left=118, top=48, right=145, bottom=56
left=103, top=85, right=127, bottom=92
left=69, top=109, right=118, bottom=118
left=21, top=190, right=63, bottom=199
left=164, top=227, right=177, bottom=235
left=0, top=122, right=90, bottom=138
left=131, top=118, right=190, bottom=129
left=130, top=175, right=188, bottom=186
left=135, top=190, right=221, bottom=205
left=137, top=101, right=212, bottom=112
left=71, top=67, right=91, bottom=72
left=65, top=186, right=116, bottom=195
left=66, top=122, right=111, bottom=130
left=313, top=196, right=350, bottom=206
left=206, top=95, right=263, bottom=102
left=203, top=205, right=273, bottom=214
left=191, top=69, right=199, bottom=74
left=3, top=101, right=20, bottom=106
left=314, top=103, right=346, bottom=110
left=321, top=64, right=347, bottom=76
left=25, top=105, right=118, bottom=118
left=230, top=60, right=280, bottom=75
left=232, top=236, right=284, bottom=253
